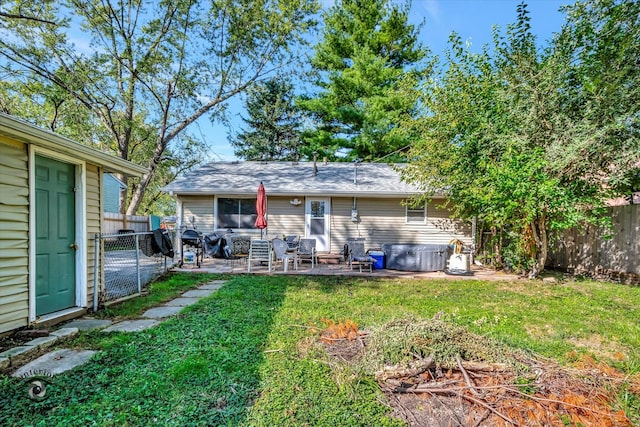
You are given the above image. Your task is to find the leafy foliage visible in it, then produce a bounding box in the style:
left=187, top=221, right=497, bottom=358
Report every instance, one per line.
left=0, top=0, right=319, bottom=214
left=230, top=78, right=303, bottom=161
left=299, top=0, right=429, bottom=161
left=401, top=1, right=639, bottom=277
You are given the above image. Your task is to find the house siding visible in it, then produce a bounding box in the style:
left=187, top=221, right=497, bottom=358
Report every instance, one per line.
left=263, top=197, right=305, bottom=239
left=178, top=195, right=472, bottom=255
left=181, top=195, right=214, bottom=233
left=102, top=173, right=123, bottom=213
left=329, top=197, right=472, bottom=252
left=0, top=139, right=29, bottom=333
left=86, top=164, right=101, bottom=306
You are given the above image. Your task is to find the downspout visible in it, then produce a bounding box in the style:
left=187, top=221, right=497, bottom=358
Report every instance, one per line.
left=93, top=233, right=100, bottom=312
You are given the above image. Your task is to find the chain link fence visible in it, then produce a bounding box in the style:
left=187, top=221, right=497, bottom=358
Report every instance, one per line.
left=96, top=230, right=177, bottom=303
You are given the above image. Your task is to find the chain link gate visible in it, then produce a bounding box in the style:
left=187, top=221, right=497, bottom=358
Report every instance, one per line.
left=95, top=231, right=177, bottom=305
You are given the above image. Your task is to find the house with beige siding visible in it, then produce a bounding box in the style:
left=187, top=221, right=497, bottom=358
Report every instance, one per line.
left=0, top=113, right=146, bottom=334
left=162, top=161, right=473, bottom=255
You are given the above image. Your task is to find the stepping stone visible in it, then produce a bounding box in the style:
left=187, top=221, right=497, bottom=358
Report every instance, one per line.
left=12, top=349, right=97, bottom=377
left=103, top=319, right=159, bottom=333
left=181, top=289, right=216, bottom=298
left=49, top=328, right=79, bottom=339
left=198, top=282, right=226, bottom=290
left=0, top=346, right=34, bottom=359
left=164, top=297, right=200, bottom=307
left=25, top=336, right=58, bottom=350
left=64, top=319, right=113, bottom=331
left=141, top=306, right=183, bottom=319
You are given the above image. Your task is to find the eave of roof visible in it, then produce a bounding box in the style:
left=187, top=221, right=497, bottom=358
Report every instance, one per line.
left=0, top=113, right=147, bottom=177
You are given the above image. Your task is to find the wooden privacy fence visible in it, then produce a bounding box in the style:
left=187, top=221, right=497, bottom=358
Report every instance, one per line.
left=547, top=204, right=639, bottom=283
left=103, top=212, right=150, bottom=234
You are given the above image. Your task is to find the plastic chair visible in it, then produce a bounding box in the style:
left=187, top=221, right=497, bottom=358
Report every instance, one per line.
left=297, top=238, right=317, bottom=268
left=247, top=239, right=272, bottom=272
left=347, top=238, right=374, bottom=272
left=284, top=235, right=299, bottom=251
left=272, top=238, right=297, bottom=272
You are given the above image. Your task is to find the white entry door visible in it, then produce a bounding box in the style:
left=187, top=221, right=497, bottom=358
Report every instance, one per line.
left=305, top=198, right=331, bottom=252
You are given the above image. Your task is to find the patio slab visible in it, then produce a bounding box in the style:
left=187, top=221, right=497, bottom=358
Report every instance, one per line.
left=103, top=319, right=159, bottom=333
left=12, top=349, right=97, bottom=377
left=141, top=306, right=184, bottom=319
left=181, top=289, right=216, bottom=298
left=164, top=297, right=200, bottom=307
left=64, top=319, right=113, bottom=331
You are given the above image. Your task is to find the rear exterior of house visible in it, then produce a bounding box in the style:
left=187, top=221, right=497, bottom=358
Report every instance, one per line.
left=0, top=113, right=146, bottom=334
left=164, top=161, right=472, bottom=255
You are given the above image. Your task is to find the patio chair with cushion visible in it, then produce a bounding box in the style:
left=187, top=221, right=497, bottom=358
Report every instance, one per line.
left=284, top=235, right=299, bottom=251
left=272, top=238, right=297, bottom=272
left=297, top=238, right=317, bottom=269
left=225, top=234, right=252, bottom=265
left=247, top=239, right=272, bottom=272
left=347, top=238, right=375, bottom=273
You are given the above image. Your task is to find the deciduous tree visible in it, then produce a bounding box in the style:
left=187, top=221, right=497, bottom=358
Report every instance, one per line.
left=0, top=0, right=318, bottom=214
left=401, top=1, right=639, bottom=277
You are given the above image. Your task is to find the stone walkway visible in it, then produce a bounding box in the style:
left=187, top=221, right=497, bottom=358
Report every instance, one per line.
left=1, top=280, right=228, bottom=377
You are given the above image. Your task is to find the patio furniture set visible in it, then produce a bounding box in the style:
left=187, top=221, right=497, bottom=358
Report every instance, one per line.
left=178, top=229, right=380, bottom=273
left=179, top=228, right=465, bottom=274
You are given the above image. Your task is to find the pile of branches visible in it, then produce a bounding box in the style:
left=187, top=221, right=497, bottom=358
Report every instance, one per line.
left=353, top=318, right=635, bottom=426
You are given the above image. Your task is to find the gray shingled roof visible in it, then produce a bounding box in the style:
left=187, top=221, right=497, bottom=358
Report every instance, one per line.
left=162, top=161, right=424, bottom=196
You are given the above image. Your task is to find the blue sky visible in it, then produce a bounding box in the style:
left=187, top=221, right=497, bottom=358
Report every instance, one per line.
left=205, top=0, right=568, bottom=161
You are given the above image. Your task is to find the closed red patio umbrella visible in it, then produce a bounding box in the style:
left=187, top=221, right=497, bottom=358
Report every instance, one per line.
left=255, top=182, right=267, bottom=238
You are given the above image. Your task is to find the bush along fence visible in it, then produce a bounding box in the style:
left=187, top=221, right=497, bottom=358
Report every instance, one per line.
left=475, top=204, right=639, bottom=284
left=94, top=230, right=177, bottom=306
left=547, top=204, right=639, bottom=284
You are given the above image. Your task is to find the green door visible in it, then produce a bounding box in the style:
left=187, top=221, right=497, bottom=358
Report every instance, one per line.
left=35, top=155, right=76, bottom=316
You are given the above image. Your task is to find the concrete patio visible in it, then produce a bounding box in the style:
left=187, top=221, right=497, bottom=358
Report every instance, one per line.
left=173, top=254, right=522, bottom=281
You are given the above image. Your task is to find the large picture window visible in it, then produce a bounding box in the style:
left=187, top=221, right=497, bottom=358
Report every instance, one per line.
left=217, top=198, right=257, bottom=229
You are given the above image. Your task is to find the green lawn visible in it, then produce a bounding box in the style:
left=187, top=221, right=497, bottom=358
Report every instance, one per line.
left=1, top=274, right=639, bottom=426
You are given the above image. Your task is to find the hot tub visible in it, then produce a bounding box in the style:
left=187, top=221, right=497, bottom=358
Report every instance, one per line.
left=382, top=243, right=451, bottom=272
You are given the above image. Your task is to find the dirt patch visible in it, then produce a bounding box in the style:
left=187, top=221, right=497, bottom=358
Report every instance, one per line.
left=318, top=318, right=637, bottom=427
left=567, top=334, right=630, bottom=362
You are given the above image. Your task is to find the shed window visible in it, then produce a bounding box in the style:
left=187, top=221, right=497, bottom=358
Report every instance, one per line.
left=406, top=201, right=426, bottom=224
left=217, top=198, right=257, bottom=229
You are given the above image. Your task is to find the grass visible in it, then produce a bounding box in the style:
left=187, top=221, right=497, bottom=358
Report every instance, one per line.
left=1, top=274, right=638, bottom=426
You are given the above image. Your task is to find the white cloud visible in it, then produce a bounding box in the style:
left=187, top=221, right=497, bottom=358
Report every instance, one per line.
left=413, top=0, right=441, bottom=25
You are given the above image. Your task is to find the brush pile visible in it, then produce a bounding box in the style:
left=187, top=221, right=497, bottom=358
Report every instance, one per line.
left=320, top=317, right=637, bottom=426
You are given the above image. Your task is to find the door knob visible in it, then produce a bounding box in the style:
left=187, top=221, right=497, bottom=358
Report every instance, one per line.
left=70, top=243, right=79, bottom=250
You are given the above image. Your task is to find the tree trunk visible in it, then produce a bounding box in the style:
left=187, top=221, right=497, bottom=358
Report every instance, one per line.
left=528, top=213, right=548, bottom=279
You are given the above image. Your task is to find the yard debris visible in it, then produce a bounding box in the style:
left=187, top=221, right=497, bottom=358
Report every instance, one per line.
left=319, top=318, right=366, bottom=343
left=319, top=317, right=636, bottom=426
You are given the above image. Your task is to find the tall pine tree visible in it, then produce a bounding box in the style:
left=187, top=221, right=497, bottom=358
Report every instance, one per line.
left=299, top=0, right=429, bottom=161
left=230, top=78, right=302, bottom=161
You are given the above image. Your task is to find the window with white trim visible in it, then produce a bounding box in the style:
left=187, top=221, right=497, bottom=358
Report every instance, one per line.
left=217, top=198, right=257, bottom=229
left=405, top=201, right=427, bottom=224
